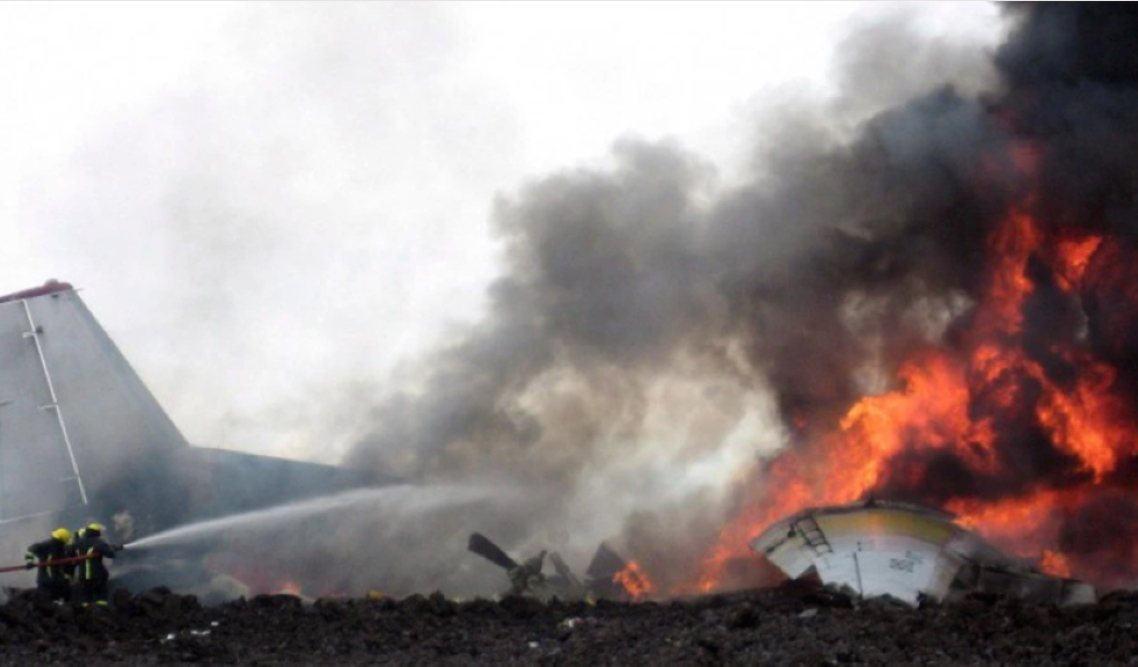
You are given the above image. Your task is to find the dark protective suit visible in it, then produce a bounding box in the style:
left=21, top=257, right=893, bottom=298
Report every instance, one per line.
left=24, top=537, right=71, bottom=602
left=66, top=527, right=87, bottom=600
left=72, top=531, right=117, bottom=606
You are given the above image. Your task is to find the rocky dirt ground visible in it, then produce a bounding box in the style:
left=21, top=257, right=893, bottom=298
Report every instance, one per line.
left=0, top=580, right=1135, bottom=665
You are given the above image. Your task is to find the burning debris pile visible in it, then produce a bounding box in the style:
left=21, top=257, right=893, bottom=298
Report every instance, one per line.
left=693, top=3, right=1138, bottom=595
left=466, top=532, right=654, bottom=601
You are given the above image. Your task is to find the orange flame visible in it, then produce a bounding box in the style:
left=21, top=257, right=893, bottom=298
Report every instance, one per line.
left=614, top=560, right=655, bottom=600
left=691, top=144, right=1138, bottom=592
left=278, top=581, right=303, bottom=597
left=1040, top=550, right=1073, bottom=578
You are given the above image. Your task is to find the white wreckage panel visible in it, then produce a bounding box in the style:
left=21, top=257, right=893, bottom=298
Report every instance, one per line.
left=751, top=500, right=1095, bottom=606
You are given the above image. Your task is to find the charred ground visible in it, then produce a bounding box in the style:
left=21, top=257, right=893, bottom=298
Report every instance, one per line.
left=0, top=582, right=1135, bottom=665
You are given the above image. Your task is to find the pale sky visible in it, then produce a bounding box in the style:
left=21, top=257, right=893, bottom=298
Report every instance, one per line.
left=0, top=1, right=1004, bottom=462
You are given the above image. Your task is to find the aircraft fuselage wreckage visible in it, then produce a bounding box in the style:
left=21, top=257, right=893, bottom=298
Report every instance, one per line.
left=467, top=532, right=633, bottom=601
left=0, top=281, right=1097, bottom=605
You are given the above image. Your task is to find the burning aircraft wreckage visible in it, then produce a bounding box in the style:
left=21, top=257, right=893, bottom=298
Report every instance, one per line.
left=3, top=4, right=1138, bottom=626
left=0, top=270, right=1107, bottom=610
left=0, top=279, right=1100, bottom=607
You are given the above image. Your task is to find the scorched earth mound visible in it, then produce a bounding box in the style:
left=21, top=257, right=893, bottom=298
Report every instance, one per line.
left=0, top=581, right=1135, bottom=665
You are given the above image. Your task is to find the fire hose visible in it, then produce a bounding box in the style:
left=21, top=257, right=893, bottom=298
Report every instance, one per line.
left=0, top=547, right=126, bottom=574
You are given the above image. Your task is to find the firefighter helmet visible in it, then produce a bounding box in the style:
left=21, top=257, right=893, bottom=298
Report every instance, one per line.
left=87, top=522, right=105, bottom=533
left=51, top=527, right=71, bottom=542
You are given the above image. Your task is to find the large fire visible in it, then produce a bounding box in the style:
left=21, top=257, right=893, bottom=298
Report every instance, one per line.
left=692, top=135, right=1138, bottom=593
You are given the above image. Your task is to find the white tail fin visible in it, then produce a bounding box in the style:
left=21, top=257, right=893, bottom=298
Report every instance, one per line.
left=0, top=281, right=187, bottom=522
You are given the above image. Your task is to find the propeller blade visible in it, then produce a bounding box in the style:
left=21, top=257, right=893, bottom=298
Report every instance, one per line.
left=468, top=533, right=519, bottom=571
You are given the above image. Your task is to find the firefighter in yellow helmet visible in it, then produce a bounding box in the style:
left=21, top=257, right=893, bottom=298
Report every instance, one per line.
left=71, top=522, right=123, bottom=607
left=24, top=527, right=72, bottom=602
left=65, top=526, right=88, bottom=600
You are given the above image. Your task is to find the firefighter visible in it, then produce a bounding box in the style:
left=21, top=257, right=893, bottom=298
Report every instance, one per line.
left=65, top=527, right=88, bottom=600
left=72, top=522, right=122, bottom=607
left=24, top=527, right=72, bottom=602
